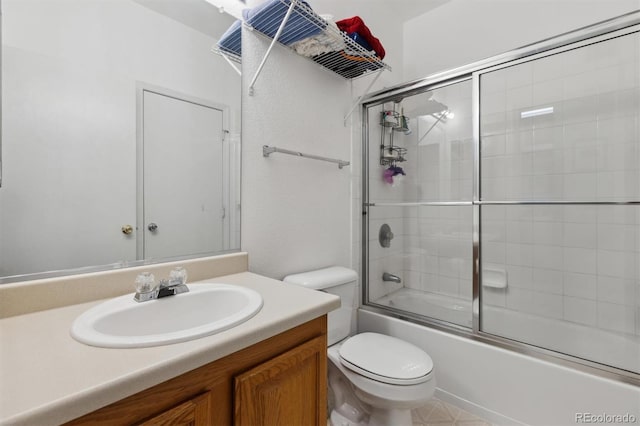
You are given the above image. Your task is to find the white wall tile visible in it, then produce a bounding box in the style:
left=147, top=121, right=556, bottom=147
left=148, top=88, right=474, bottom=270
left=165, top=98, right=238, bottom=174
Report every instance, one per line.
left=563, top=204, right=597, bottom=223
left=598, top=302, right=636, bottom=334
left=505, top=129, right=534, bottom=154
left=505, top=62, right=533, bottom=89
left=563, top=247, right=597, bottom=274
left=506, top=265, right=534, bottom=289
left=564, top=172, right=598, bottom=199
left=564, top=272, right=597, bottom=300
left=597, top=142, right=639, bottom=172
left=506, top=86, right=533, bottom=111
left=532, top=221, right=563, bottom=246
left=533, top=245, right=563, bottom=270
left=597, top=276, right=638, bottom=306
left=532, top=268, right=563, bottom=294
left=598, top=223, right=638, bottom=251
left=597, top=171, right=640, bottom=200
left=439, top=276, right=460, bottom=297
left=532, top=175, right=564, bottom=199
left=564, top=296, right=597, bottom=326
left=506, top=220, right=534, bottom=244
left=564, top=69, right=601, bottom=100
left=563, top=223, right=597, bottom=248
left=598, top=249, right=639, bottom=280
left=597, top=205, right=639, bottom=224
left=505, top=243, right=534, bottom=267
left=565, top=147, right=598, bottom=173
left=533, top=78, right=564, bottom=104
left=481, top=133, right=506, bottom=157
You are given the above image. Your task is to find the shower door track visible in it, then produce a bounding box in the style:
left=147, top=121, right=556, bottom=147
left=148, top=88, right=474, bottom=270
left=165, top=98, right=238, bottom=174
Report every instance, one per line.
left=367, top=201, right=640, bottom=206
left=360, top=11, right=640, bottom=386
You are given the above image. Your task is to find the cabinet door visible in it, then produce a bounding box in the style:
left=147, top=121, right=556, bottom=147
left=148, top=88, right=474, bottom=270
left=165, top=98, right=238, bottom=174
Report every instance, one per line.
left=234, top=336, right=327, bottom=426
left=140, top=392, right=211, bottom=426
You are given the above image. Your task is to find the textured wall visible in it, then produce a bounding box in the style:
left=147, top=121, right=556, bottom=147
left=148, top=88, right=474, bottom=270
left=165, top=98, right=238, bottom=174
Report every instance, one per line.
left=241, top=28, right=353, bottom=279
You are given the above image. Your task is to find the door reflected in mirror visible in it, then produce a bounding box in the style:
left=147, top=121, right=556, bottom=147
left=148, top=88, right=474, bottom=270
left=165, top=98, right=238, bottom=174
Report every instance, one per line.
left=0, top=0, right=242, bottom=282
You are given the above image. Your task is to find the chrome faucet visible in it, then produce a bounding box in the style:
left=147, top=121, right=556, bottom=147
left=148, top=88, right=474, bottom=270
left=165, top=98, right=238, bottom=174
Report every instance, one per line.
left=134, top=267, right=189, bottom=302
left=382, top=272, right=401, bottom=284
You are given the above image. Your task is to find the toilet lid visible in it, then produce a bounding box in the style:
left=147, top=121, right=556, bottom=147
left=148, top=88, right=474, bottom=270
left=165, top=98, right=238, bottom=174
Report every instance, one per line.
left=338, top=332, right=433, bottom=385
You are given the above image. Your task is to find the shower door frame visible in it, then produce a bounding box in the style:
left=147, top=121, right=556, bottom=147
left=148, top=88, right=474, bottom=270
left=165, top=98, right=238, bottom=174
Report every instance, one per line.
left=360, top=11, right=640, bottom=386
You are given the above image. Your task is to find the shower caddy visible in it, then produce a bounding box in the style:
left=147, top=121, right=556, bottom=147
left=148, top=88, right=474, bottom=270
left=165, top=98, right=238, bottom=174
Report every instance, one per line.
left=379, top=103, right=409, bottom=167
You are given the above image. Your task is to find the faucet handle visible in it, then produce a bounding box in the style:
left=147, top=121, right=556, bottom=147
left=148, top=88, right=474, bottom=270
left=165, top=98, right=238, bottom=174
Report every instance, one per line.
left=169, top=267, right=188, bottom=286
left=135, top=272, right=157, bottom=294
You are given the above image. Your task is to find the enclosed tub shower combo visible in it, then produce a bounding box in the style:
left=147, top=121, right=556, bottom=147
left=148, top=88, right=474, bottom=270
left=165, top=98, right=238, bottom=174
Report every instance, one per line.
left=361, top=12, right=640, bottom=383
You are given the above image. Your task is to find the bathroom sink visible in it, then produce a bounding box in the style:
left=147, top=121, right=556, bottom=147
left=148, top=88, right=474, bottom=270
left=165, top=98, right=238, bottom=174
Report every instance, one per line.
left=71, top=283, right=263, bottom=348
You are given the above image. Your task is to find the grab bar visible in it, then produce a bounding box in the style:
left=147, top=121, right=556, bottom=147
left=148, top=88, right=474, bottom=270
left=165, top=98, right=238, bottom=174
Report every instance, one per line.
left=262, top=145, right=350, bottom=169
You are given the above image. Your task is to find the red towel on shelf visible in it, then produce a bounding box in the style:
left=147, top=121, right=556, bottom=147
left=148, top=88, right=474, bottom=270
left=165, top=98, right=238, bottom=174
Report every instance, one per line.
left=336, top=16, right=386, bottom=59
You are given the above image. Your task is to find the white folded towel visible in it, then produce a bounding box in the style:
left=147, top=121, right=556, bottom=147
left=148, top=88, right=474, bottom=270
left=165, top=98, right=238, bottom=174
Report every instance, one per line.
left=291, top=15, right=346, bottom=57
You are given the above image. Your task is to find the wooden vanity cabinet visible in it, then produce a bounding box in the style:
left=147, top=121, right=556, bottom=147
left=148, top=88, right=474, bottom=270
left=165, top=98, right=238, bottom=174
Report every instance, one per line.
left=64, top=316, right=327, bottom=426
left=139, top=392, right=212, bottom=425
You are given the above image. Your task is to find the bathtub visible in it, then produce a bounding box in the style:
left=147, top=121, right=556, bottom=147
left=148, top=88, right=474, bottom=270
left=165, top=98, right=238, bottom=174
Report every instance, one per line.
left=358, top=308, right=640, bottom=426
left=374, top=288, right=472, bottom=328
left=482, top=305, right=640, bottom=374
left=372, top=287, right=639, bottom=373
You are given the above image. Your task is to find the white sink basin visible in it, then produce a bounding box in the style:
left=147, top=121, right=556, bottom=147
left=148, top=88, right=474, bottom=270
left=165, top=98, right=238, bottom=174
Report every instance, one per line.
left=71, top=283, right=263, bottom=348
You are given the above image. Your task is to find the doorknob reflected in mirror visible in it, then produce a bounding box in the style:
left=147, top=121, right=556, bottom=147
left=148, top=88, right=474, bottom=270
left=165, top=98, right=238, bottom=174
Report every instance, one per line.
left=148, top=223, right=158, bottom=232
left=121, top=225, right=134, bottom=235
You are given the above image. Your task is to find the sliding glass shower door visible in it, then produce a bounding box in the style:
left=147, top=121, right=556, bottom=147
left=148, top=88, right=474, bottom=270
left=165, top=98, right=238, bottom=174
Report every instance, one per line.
left=365, top=79, right=474, bottom=328
left=478, top=30, right=640, bottom=374
left=363, top=18, right=639, bottom=377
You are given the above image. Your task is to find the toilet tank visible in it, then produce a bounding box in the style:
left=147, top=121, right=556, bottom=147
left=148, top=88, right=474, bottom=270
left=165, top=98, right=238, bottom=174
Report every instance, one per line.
left=283, top=266, right=358, bottom=345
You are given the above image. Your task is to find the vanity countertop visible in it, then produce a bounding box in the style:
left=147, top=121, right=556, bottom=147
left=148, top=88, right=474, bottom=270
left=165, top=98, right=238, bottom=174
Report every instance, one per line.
left=0, top=271, right=340, bottom=426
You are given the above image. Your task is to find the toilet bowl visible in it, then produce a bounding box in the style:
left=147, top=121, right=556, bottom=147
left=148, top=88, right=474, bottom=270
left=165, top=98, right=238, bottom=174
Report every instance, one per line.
left=328, top=333, right=435, bottom=426
left=283, top=267, right=436, bottom=426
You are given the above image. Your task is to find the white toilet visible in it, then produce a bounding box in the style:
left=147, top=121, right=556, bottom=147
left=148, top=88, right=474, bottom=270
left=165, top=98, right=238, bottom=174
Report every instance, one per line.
left=283, top=266, right=435, bottom=426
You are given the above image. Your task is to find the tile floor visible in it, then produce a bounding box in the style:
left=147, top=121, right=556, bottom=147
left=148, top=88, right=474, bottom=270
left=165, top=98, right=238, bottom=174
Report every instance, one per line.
left=411, top=398, right=492, bottom=426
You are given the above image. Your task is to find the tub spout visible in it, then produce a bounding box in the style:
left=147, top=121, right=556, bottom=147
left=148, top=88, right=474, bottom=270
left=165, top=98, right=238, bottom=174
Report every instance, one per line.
left=382, top=272, right=401, bottom=284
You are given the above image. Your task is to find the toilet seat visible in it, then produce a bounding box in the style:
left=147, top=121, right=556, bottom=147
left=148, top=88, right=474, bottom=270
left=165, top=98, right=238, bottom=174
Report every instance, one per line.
left=328, top=344, right=436, bottom=410
left=338, top=332, right=433, bottom=385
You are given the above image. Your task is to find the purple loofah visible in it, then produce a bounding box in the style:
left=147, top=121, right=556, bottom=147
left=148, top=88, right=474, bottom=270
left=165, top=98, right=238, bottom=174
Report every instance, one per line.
left=390, top=165, right=405, bottom=176
left=383, top=168, right=395, bottom=183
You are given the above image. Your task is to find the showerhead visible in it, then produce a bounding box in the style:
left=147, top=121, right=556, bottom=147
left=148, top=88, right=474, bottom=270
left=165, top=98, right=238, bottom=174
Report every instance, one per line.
left=388, top=90, right=433, bottom=104
left=408, top=99, right=449, bottom=117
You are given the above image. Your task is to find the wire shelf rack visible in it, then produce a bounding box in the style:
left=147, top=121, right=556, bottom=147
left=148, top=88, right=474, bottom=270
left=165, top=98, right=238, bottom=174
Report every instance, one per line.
left=244, top=0, right=390, bottom=80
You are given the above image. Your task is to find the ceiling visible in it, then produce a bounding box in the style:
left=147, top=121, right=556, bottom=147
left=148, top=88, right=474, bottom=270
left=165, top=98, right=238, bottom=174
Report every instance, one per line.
left=133, top=0, right=237, bottom=40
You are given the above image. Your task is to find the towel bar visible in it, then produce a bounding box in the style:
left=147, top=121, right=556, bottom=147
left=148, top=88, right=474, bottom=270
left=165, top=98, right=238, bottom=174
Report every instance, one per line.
left=263, top=145, right=350, bottom=169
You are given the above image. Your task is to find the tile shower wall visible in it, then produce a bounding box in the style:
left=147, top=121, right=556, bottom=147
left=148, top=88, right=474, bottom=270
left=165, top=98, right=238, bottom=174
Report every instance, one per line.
left=479, top=32, right=640, bottom=372
left=480, top=34, right=640, bottom=202
left=482, top=205, right=640, bottom=335
left=408, top=206, right=473, bottom=302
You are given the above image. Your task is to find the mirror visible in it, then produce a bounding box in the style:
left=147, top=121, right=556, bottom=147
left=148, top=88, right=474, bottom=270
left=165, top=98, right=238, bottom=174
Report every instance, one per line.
left=0, top=0, right=242, bottom=283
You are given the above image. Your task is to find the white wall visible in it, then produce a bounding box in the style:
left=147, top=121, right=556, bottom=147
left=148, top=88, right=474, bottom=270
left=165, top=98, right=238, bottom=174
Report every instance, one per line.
left=403, top=0, right=640, bottom=81
left=0, top=0, right=240, bottom=277
left=240, top=27, right=353, bottom=279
